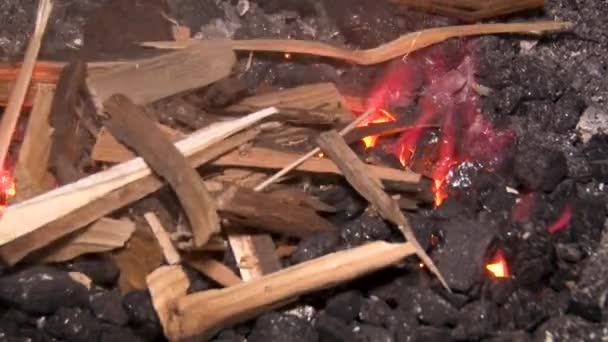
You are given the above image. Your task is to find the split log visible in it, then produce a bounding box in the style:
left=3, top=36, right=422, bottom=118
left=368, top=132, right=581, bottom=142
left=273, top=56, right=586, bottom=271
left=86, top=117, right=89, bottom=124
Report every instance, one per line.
left=0, top=109, right=274, bottom=266
left=0, top=0, right=53, bottom=167
left=316, top=130, right=449, bottom=290
left=166, top=241, right=415, bottom=341
left=104, top=94, right=220, bottom=248
left=142, top=21, right=569, bottom=65
left=13, top=83, right=55, bottom=202
left=217, top=186, right=336, bottom=237
left=226, top=228, right=282, bottom=281
left=87, top=41, right=236, bottom=108
left=144, top=212, right=181, bottom=265
left=226, top=83, right=352, bottom=125
left=48, top=59, right=87, bottom=184
left=147, top=265, right=190, bottom=338
left=38, top=217, right=136, bottom=263
left=186, top=255, right=242, bottom=287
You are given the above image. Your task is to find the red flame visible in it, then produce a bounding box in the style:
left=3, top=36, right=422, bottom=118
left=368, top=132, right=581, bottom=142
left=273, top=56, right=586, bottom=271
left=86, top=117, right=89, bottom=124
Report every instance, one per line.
left=547, top=204, right=573, bottom=234
left=357, top=109, right=397, bottom=149
left=486, top=249, right=509, bottom=278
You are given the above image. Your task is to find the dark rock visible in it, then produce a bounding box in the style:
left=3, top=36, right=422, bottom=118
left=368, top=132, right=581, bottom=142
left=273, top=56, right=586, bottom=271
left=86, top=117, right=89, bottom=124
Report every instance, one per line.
left=415, top=289, right=459, bottom=327
left=508, top=234, right=554, bottom=289
left=44, top=307, right=102, bottom=342
left=484, top=278, right=516, bottom=305
left=534, top=315, right=608, bottom=341
left=0, top=266, right=88, bottom=315
left=555, top=243, right=584, bottom=263
left=501, top=289, right=556, bottom=331
left=100, top=326, right=146, bottom=342
left=248, top=312, right=318, bottom=342
left=512, top=56, right=564, bottom=101
left=89, top=289, right=129, bottom=326
left=485, top=330, right=530, bottom=342
left=291, top=231, right=342, bottom=264
left=452, top=301, right=497, bottom=340
left=513, top=143, right=568, bottom=193
left=352, top=324, right=394, bottom=342
left=569, top=227, right=608, bottom=322
left=340, top=213, right=392, bottom=248
left=433, top=218, right=496, bottom=292
left=570, top=197, right=606, bottom=253
left=122, top=290, right=162, bottom=340
left=552, top=92, right=586, bottom=133
left=583, top=134, right=608, bottom=183
left=66, top=254, right=120, bottom=287
left=0, top=309, right=29, bottom=337
left=412, top=326, right=451, bottom=342
left=324, top=290, right=363, bottom=323
left=312, top=185, right=366, bottom=221
left=212, top=329, right=246, bottom=342
left=358, top=297, right=394, bottom=327
left=493, top=86, right=524, bottom=115
left=315, top=313, right=355, bottom=342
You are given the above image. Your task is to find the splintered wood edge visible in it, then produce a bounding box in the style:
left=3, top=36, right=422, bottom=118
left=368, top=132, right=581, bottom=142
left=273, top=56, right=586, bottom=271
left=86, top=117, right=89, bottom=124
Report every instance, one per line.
left=144, top=212, right=181, bottom=265
left=147, top=265, right=190, bottom=340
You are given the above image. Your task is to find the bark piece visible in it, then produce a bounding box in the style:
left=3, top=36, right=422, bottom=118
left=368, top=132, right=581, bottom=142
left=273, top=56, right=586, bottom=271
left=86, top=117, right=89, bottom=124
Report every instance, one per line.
left=104, top=94, right=220, bottom=248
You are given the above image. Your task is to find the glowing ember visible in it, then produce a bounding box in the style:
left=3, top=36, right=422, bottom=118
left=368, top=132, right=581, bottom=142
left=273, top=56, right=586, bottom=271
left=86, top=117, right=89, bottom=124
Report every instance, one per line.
left=433, top=179, right=448, bottom=207
left=486, top=249, right=509, bottom=278
left=547, top=204, right=573, bottom=234
left=0, top=168, right=16, bottom=213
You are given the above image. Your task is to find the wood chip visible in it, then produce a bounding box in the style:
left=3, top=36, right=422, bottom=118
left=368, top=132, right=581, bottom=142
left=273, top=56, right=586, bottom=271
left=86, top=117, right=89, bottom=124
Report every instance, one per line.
left=144, top=212, right=181, bottom=265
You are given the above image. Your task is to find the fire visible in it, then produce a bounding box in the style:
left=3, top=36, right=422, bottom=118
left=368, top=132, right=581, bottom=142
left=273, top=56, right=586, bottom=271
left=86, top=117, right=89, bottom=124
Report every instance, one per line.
left=486, top=249, right=509, bottom=278
left=0, top=168, right=16, bottom=213
left=433, top=179, right=447, bottom=207
left=358, top=109, right=396, bottom=149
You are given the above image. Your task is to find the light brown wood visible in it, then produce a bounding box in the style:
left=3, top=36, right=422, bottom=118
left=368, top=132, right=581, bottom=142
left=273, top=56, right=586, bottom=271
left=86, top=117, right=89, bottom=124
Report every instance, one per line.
left=227, top=83, right=352, bottom=125
left=186, top=255, right=242, bottom=287
left=39, top=217, right=136, bottom=263
left=147, top=265, right=190, bottom=339
left=112, top=229, right=164, bottom=293
left=144, top=212, right=181, bottom=265
left=87, top=41, right=236, bottom=107
left=316, top=130, right=448, bottom=290
left=0, top=0, right=53, bottom=168
left=0, top=126, right=262, bottom=266
left=0, top=108, right=277, bottom=253
left=166, top=241, right=416, bottom=341
left=217, top=186, right=336, bottom=237
left=104, top=94, right=220, bottom=248
left=13, top=83, right=55, bottom=202
left=142, top=21, right=569, bottom=65
left=226, top=228, right=282, bottom=281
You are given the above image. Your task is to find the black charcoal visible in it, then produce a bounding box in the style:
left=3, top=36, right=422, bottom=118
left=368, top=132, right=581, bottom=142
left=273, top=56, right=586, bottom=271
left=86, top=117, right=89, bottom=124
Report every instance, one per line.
left=249, top=312, right=318, bottom=342
left=89, top=289, right=129, bottom=326
left=325, top=290, right=363, bottom=323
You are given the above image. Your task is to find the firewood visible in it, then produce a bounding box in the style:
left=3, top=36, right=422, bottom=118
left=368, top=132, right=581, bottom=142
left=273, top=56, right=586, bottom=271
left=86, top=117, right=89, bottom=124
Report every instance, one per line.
left=0, top=110, right=274, bottom=266
left=165, top=241, right=415, bottom=341
left=226, top=83, right=352, bottom=125
left=217, top=186, right=336, bottom=237
left=226, top=227, right=282, bottom=281
left=13, top=83, right=55, bottom=202
left=186, top=255, right=242, bottom=287
left=344, top=121, right=439, bottom=145
left=48, top=59, right=87, bottom=184
left=104, top=94, right=220, bottom=248
left=316, top=130, right=449, bottom=290
left=87, top=41, right=236, bottom=108
left=38, top=217, right=136, bottom=263
left=147, top=265, right=190, bottom=338
left=144, top=212, right=181, bottom=265
left=113, top=229, right=164, bottom=293
left=142, top=21, right=569, bottom=65
left=0, top=0, right=53, bottom=168
left=391, top=0, right=545, bottom=22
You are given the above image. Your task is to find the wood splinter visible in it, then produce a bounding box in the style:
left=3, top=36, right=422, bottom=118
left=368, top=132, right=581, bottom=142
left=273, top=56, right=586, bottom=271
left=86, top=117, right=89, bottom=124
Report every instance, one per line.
left=104, top=94, right=220, bottom=248
left=316, top=130, right=450, bottom=291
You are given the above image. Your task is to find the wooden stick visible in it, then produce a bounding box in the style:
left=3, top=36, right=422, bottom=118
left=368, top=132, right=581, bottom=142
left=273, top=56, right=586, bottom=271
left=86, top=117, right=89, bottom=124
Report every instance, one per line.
left=254, top=109, right=375, bottom=191
left=167, top=241, right=416, bottom=341
left=104, top=94, right=220, bottom=248
left=316, top=130, right=449, bottom=290
left=13, top=83, right=55, bottom=202
left=144, top=212, right=181, bottom=265
left=186, top=255, right=242, bottom=287
left=87, top=41, right=236, bottom=108
left=141, top=21, right=569, bottom=66
left=0, top=0, right=53, bottom=168
left=0, top=111, right=274, bottom=265
left=226, top=228, right=282, bottom=281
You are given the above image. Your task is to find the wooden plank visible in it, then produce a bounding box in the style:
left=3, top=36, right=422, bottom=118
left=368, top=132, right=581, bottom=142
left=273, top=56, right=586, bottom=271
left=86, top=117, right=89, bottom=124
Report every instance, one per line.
left=87, top=41, right=236, bottom=107
left=104, top=94, right=220, bottom=248
left=316, top=130, right=448, bottom=290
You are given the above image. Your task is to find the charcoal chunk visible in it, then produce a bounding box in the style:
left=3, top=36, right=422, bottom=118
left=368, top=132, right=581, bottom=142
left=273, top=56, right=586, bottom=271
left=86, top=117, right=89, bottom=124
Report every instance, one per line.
left=122, top=290, right=162, bottom=340
left=182, top=264, right=215, bottom=293
left=412, top=326, right=451, bottom=342
left=66, top=254, right=120, bottom=287
left=213, top=329, right=246, bottom=342
left=552, top=92, right=586, bottom=133
left=502, top=289, right=552, bottom=331
left=514, top=143, right=567, bottom=192
left=512, top=56, right=563, bottom=101
left=291, top=231, right=341, bottom=264
left=340, top=213, right=392, bottom=248
left=249, top=312, right=318, bottom=342
left=352, top=324, right=394, bottom=342
left=452, top=301, right=497, bottom=340
left=583, top=134, right=608, bottom=183
left=315, top=313, right=355, bottom=342
left=89, top=289, right=129, bottom=326
left=100, top=326, right=145, bottom=342
left=44, top=307, right=102, bottom=342
left=358, top=297, right=394, bottom=327
left=0, top=266, right=88, bottom=315
left=485, top=330, right=530, bottom=342
left=325, top=290, right=363, bottom=323
left=534, top=315, right=608, bottom=341
left=433, top=218, right=496, bottom=292
left=415, top=289, right=459, bottom=327
left=493, top=85, right=524, bottom=115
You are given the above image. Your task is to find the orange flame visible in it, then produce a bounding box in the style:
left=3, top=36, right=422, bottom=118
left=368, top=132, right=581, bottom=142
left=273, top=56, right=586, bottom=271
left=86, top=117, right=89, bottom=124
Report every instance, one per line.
left=0, top=168, right=16, bottom=214
left=486, top=249, right=509, bottom=278
left=358, top=109, right=396, bottom=149
left=433, top=179, right=448, bottom=207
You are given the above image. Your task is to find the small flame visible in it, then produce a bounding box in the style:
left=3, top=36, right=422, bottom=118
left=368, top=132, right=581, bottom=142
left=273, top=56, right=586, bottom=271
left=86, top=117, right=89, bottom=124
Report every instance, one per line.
left=433, top=179, right=447, bottom=207
left=284, top=52, right=291, bottom=59
left=486, top=249, right=509, bottom=278
left=358, top=109, right=396, bottom=149
left=0, top=168, right=16, bottom=214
